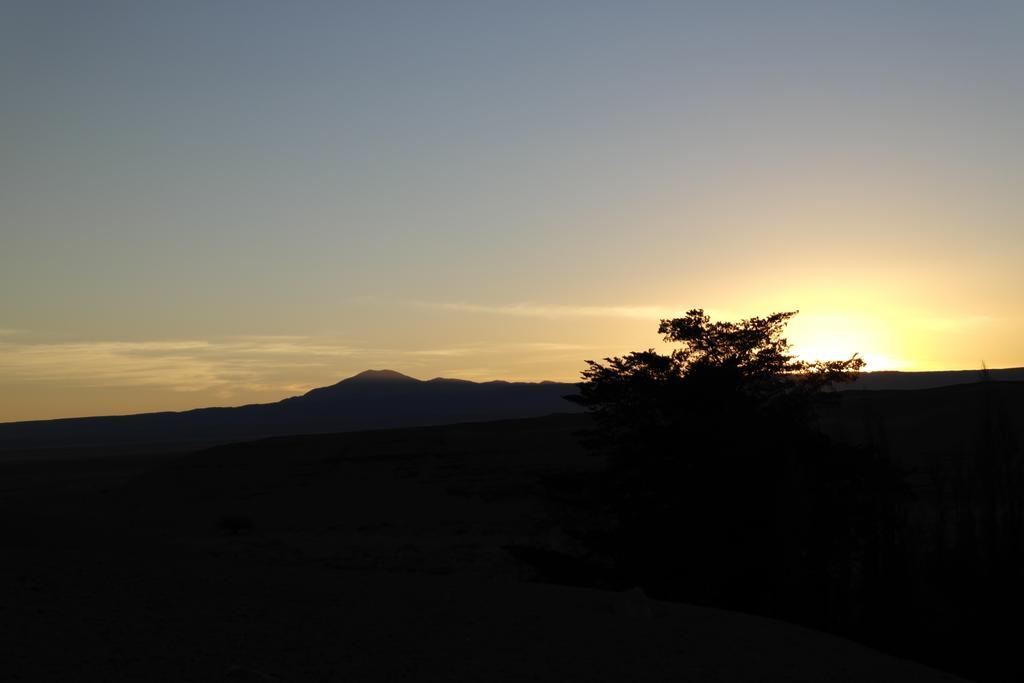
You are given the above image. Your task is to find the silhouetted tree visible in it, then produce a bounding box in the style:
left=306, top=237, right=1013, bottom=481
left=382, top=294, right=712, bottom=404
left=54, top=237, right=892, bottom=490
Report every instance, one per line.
left=569, top=309, right=907, bottom=629
left=573, top=309, right=862, bottom=438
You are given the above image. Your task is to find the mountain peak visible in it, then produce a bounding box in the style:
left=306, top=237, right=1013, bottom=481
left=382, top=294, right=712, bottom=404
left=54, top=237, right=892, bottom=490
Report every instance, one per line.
left=343, top=369, right=420, bottom=383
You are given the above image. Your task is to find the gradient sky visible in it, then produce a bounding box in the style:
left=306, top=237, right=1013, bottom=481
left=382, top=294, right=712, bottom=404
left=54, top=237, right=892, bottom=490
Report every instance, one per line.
left=3, top=1, right=1023, bottom=421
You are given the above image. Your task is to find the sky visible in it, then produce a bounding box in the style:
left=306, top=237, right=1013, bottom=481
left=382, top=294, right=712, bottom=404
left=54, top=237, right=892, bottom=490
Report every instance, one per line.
left=2, top=1, right=1023, bottom=421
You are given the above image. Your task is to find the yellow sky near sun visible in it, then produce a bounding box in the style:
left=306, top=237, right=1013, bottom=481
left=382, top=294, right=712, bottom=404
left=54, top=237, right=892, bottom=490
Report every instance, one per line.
left=1, top=295, right=1019, bottom=422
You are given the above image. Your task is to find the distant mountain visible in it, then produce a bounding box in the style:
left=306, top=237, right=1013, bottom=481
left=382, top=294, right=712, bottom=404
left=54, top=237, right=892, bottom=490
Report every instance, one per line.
left=840, top=367, right=1024, bottom=391
left=6, top=367, right=1023, bottom=452
left=0, top=371, right=583, bottom=451
left=335, top=369, right=421, bottom=383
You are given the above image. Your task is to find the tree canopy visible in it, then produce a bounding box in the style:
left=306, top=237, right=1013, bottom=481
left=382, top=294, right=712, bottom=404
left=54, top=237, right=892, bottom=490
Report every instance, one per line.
left=564, top=308, right=897, bottom=619
left=571, top=308, right=864, bottom=442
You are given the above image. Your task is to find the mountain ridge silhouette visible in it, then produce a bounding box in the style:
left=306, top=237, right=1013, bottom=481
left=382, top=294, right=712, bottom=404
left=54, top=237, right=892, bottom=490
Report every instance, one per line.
left=3, top=367, right=1024, bottom=451
left=0, top=370, right=583, bottom=451
left=332, top=368, right=421, bottom=384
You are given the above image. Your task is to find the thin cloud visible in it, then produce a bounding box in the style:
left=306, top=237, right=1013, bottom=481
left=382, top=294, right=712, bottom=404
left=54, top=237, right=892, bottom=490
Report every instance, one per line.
left=419, top=301, right=687, bottom=320
left=400, top=347, right=477, bottom=358
left=913, top=315, right=998, bottom=332
left=0, top=337, right=592, bottom=396
left=398, top=341, right=594, bottom=359
left=0, top=338, right=358, bottom=394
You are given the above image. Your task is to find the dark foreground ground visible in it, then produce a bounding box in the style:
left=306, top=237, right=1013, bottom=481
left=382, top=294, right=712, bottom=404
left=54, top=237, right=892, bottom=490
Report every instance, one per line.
left=1, top=413, right=970, bottom=682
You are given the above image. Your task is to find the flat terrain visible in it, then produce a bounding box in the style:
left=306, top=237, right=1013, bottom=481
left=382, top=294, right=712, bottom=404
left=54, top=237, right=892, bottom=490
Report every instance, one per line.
left=1, top=413, right=971, bottom=682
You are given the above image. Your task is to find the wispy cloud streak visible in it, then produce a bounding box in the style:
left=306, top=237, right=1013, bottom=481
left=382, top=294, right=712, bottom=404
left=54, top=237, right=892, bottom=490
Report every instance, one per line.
left=0, top=337, right=594, bottom=397
left=419, top=301, right=688, bottom=320
left=0, top=338, right=357, bottom=393
left=912, top=315, right=998, bottom=332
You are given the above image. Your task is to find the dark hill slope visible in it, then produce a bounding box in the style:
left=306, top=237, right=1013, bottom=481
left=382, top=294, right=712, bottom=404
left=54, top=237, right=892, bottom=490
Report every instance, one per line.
left=819, top=380, right=1024, bottom=468
left=0, top=370, right=582, bottom=451
left=841, top=366, right=1024, bottom=391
